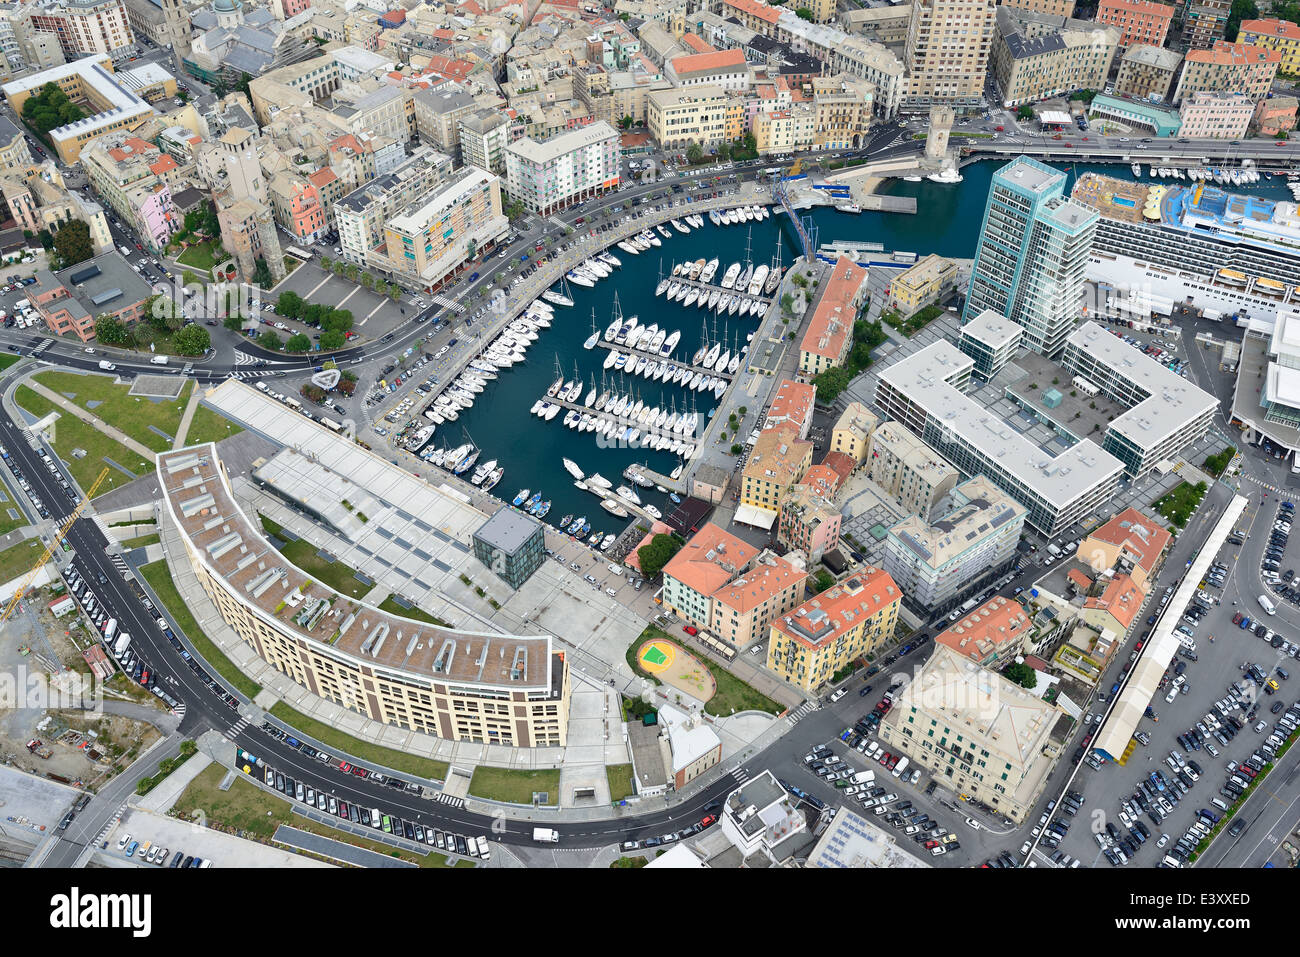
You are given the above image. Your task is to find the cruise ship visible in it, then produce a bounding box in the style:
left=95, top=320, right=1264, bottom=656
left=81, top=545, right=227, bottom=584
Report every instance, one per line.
left=1071, top=172, right=1300, bottom=318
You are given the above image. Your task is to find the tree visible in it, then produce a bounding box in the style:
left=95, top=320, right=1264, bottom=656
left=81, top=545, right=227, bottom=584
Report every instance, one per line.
left=95, top=315, right=132, bottom=346
left=258, top=330, right=283, bottom=351
left=685, top=142, right=704, bottom=164
left=812, top=570, right=835, bottom=593
left=252, top=257, right=273, bottom=289
left=811, top=366, right=851, bottom=403
left=337, top=377, right=356, bottom=396
left=359, top=272, right=374, bottom=289
left=320, top=329, right=345, bottom=350
left=1002, top=662, right=1037, bottom=689
left=717, top=141, right=732, bottom=161
left=1226, top=0, right=1260, bottom=39
left=388, top=286, right=401, bottom=301
left=344, top=263, right=359, bottom=282
left=322, top=309, right=353, bottom=334
left=319, top=255, right=331, bottom=271
left=174, top=324, right=210, bottom=355
left=1017, top=104, right=1035, bottom=121
left=22, top=82, right=84, bottom=135
left=223, top=314, right=243, bottom=332
left=636, top=533, right=684, bottom=580
left=333, top=261, right=346, bottom=277
left=795, top=6, right=814, bottom=19
left=276, top=291, right=304, bottom=320
left=466, top=239, right=477, bottom=262
left=285, top=332, right=312, bottom=353
left=301, top=383, right=326, bottom=403
left=52, top=220, right=94, bottom=267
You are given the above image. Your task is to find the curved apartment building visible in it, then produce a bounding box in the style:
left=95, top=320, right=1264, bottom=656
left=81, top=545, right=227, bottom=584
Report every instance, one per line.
left=158, top=443, right=570, bottom=747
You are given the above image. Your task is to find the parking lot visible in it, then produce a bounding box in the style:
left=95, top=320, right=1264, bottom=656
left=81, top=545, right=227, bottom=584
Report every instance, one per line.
left=265, top=263, right=412, bottom=343
left=1037, top=515, right=1300, bottom=869
left=103, top=807, right=330, bottom=869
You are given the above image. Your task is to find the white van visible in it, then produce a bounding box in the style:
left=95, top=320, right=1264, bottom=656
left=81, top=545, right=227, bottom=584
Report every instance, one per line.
left=1259, top=594, right=1277, bottom=616
left=149, top=355, right=168, bottom=365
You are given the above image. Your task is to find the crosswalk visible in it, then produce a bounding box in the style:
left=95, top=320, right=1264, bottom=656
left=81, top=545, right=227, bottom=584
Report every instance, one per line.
left=233, top=351, right=259, bottom=366
left=92, top=804, right=127, bottom=846
left=786, top=700, right=818, bottom=727
left=171, top=701, right=186, bottom=720
left=109, top=554, right=129, bottom=576
left=222, top=716, right=250, bottom=741
left=431, top=295, right=464, bottom=314
left=432, top=791, right=464, bottom=808
left=729, top=766, right=750, bottom=785
left=230, top=370, right=272, bottom=380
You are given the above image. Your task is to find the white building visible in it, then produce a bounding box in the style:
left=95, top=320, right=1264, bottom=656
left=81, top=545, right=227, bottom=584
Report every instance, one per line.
left=504, top=121, right=620, bottom=216
left=884, top=475, right=1027, bottom=614
left=875, top=339, right=1124, bottom=536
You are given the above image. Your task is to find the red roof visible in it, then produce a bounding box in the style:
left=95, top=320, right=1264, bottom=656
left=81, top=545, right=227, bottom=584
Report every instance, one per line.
left=800, top=256, right=867, bottom=362
left=772, top=566, right=900, bottom=651
left=308, top=167, right=338, bottom=188
left=1081, top=507, right=1170, bottom=575
left=1084, top=574, right=1146, bottom=631
left=148, top=155, right=179, bottom=175
left=681, top=33, right=715, bottom=54
left=670, top=48, right=746, bottom=76
left=820, top=451, right=856, bottom=487
left=935, top=596, right=1031, bottom=664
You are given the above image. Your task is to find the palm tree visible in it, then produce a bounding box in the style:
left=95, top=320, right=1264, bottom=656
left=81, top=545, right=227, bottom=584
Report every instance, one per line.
left=320, top=255, right=332, bottom=271
left=333, top=261, right=346, bottom=277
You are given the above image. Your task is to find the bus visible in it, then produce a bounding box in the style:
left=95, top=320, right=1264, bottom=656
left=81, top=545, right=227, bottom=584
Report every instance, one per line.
left=285, top=245, right=314, bottom=260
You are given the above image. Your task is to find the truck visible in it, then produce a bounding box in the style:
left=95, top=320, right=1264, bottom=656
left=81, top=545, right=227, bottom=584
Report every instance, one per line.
left=532, top=827, right=559, bottom=843
left=98, top=359, right=116, bottom=371
left=25, top=739, right=52, bottom=759
left=113, top=633, right=131, bottom=657
left=1260, top=594, right=1277, bottom=616
left=102, top=617, right=118, bottom=641
left=852, top=769, right=876, bottom=785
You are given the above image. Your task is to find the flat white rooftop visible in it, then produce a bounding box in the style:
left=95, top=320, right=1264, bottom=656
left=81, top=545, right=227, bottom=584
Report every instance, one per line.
left=1067, top=322, right=1217, bottom=450
left=877, top=339, right=1124, bottom=508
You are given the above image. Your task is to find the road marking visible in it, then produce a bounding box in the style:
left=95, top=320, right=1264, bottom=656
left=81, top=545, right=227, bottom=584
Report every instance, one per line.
left=358, top=299, right=387, bottom=327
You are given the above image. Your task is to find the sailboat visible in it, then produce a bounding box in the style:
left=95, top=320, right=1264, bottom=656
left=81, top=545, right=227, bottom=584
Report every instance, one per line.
left=542, top=279, right=574, bottom=307
left=583, top=309, right=600, bottom=350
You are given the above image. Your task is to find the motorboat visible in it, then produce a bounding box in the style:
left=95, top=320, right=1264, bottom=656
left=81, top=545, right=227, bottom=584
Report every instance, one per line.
left=600, top=534, right=616, bottom=551
left=567, top=270, right=595, bottom=287
left=671, top=218, right=690, bottom=233
left=544, top=404, right=560, bottom=421
left=513, top=488, right=531, bottom=507
left=482, top=468, right=504, bottom=492
left=618, top=240, right=639, bottom=255
left=701, top=258, right=720, bottom=283
left=721, top=262, right=741, bottom=288
left=927, top=167, right=963, bottom=184
left=656, top=224, right=672, bottom=240
left=587, top=472, right=613, bottom=489
left=748, top=265, right=769, bottom=296
left=599, top=251, right=621, bottom=269
left=471, top=458, right=497, bottom=485
left=600, top=499, right=630, bottom=518
left=689, top=258, right=706, bottom=280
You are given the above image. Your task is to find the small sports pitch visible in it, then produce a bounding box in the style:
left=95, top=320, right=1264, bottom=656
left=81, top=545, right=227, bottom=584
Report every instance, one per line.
left=636, top=637, right=716, bottom=702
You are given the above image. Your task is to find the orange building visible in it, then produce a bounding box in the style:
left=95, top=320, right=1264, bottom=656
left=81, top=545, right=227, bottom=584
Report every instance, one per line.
left=798, top=256, right=869, bottom=376
left=1097, top=0, right=1175, bottom=51
left=1075, top=507, right=1171, bottom=588
left=934, top=595, right=1033, bottom=667
left=765, top=378, right=817, bottom=439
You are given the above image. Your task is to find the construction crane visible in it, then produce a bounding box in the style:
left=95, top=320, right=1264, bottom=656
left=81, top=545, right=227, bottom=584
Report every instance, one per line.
left=0, top=467, right=110, bottom=626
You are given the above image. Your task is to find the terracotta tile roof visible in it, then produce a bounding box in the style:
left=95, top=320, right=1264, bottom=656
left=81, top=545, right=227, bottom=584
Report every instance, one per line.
left=800, top=464, right=840, bottom=498
left=1186, top=40, right=1282, bottom=65
left=725, top=0, right=783, bottom=25
left=766, top=378, right=815, bottom=434
left=682, top=32, right=715, bottom=54
left=308, top=167, right=338, bottom=187
left=1081, top=507, right=1171, bottom=575
left=820, top=451, right=856, bottom=487
left=1084, top=573, right=1146, bottom=631
left=934, top=595, right=1031, bottom=664
left=670, top=47, right=747, bottom=75
left=149, top=155, right=179, bottom=175
left=1067, top=568, right=1093, bottom=591
left=1239, top=17, right=1300, bottom=41
left=772, top=565, right=900, bottom=651
left=800, top=255, right=866, bottom=362
left=664, top=522, right=802, bottom=614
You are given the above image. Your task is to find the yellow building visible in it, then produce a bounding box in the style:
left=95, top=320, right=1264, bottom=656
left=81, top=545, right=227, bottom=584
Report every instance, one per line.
left=830, top=401, right=878, bottom=465
left=648, top=84, right=729, bottom=149
left=740, top=425, right=813, bottom=527
left=1239, top=18, right=1300, bottom=76
left=767, top=566, right=902, bottom=692
left=886, top=253, right=958, bottom=316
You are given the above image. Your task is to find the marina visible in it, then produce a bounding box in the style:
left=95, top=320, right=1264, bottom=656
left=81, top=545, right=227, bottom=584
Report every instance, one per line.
left=384, top=157, right=1298, bottom=546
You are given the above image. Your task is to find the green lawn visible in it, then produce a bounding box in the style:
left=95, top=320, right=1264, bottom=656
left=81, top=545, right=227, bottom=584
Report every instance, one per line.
left=0, top=537, right=44, bottom=584
left=184, top=402, right=244, bottom=446
left=31, top=370, right=189, bottom=453
left=705, top=663, right=783, bottom=718
left=13, top=385, right=152, bottom=495
left=882, top=304, right=945, bottom=338
left=259, top=514, right=373, bottom=600
left=468, top=766, right=560, bottom=806
left=173, top=764, right=449, bottom=866
left=0, top=485, right=26, bottom=536
left=0, top=352, right=20, bottom=372
left=176, top=240, right=222, bottom=274
left=1154, top=481, right=1208, bottom=530
left=606, top=763, right=636, bottom=803
left=377, top=595, right=450, bottom=627
left=139, top=558, right=262, bottom=698
left=267, top=700, right=449, bottom=782
left=120, top=533, right=160, bottom=549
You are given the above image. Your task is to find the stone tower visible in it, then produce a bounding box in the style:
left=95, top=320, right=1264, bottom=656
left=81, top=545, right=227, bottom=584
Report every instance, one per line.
left=924, top=105, right=954, bottom=167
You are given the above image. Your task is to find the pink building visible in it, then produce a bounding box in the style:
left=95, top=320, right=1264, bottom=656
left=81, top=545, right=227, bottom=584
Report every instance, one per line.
left=130, top=181, right=177, bottom=252
left=1254, top=95, right=1298, bottom=135
left=1178, top=90, right=1253, bottom=139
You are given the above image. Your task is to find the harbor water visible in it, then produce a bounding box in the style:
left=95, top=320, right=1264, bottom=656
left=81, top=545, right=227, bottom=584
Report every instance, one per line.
left=421, top=160, right=1292, bottom=539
